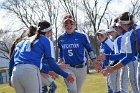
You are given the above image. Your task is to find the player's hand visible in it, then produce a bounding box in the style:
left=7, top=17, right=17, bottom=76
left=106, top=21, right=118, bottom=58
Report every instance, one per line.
left=48, top=71, right=58, bottom=79
left=101, top=66, right=113, bottom=76
left=96, top=53, right=106, bottom=61
left=66, top=74, right=74, bottom=83
left=59, top=63, right=69, bottom=69
left=8, top=80, right=12, bottom=87
left=92, top=60, right=102, bottom=72
left=41, top=73, right=49, bottom=79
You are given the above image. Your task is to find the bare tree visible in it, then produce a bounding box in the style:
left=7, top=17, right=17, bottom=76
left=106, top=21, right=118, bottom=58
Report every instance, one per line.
left=81, top=0, right=112, bottom=33
left=79, top=0, right=112, bottom=55
left=0, top=29, right=17, bottom=59
left=129, top=0, right=140, bottom=19
left=59, top=0, right=78, bottom=28
left=1, top=0, right=61, bottom=59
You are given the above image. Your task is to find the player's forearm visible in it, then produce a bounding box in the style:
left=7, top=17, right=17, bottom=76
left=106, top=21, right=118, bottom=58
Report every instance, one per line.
left=112, top=62, right=124, bottom=71
left=40, top=64, right=52, bottom=74
left=121, top=53, right=135, bottom=65
left=106, top=53, right=126, bottom=61
left=9, top=53, right=15, bottom=80
left=89, top=51, right=96, bottom=61
left=47, top=57, right=68, bottom=78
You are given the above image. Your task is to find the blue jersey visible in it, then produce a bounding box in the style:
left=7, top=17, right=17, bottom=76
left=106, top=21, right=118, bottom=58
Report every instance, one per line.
left=113, top=35, right=122, bottom=54
left=9, top=35, right=68, bottom=80
left=106, top=27, right=137, bottom=65
left=58, top=31, right=93, bottom=65
left=135, top=25, right=140, bottom=59
left=40, top=58, right=52, bottom=74
left=99, top=38, right=114, bottom=68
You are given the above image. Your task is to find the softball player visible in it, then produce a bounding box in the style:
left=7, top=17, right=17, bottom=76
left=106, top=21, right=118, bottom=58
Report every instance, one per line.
left=134, top=20, right=140, bottom=93
left=9, top=20, right=74, bottom=93
left=41, top=59, right=57, bottom=93
left=96, top=29, right=114, bottom=93
left=58, top=14, right=97, bottom=93
left=8, top=26, right=57, bottom=93
left=113, top=22, right=130, bottom=93
left=106, top=27, right=121, bottom=93
left=98, top=12, right=139, bottom=93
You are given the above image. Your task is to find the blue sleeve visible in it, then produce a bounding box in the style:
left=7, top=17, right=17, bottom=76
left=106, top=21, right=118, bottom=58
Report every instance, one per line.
left=102, top=60, right=109, bottom=69
left=106, top=53, right=126, bottom=61
left=136, top=28, right=140, bottom=58
left=44, top=57, right=68, bottom=78
left=58, top=38, right=63, bottom=59
left=136, top=28, right=140, bottom=47
left=117, top=37, right=122, bottom=52
left=9, top=51, right=15, bottom=80
left=82, top=34, right=93, bottom=52
left=104, top=43, right=114, bottom=54
left=121, top=53, right=134, bottom=65
left=42, top=37, right=68, bottom=78
left=40, top=64, right=52, bottom=74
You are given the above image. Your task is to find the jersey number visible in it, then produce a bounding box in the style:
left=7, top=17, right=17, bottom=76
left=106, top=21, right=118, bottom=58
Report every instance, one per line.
left=68, top=49, right=73, bottom=56
left=25, top=41, right=31, bottom=52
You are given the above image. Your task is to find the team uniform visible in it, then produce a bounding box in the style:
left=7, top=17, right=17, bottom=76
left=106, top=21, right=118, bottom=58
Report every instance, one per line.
left=109, top=34, right=122, bottom=93
left=41, top=59, right=57, bottom=93
left=9, top=35, right=69, bottom=93
left=99, top=37, right=114, bottom=93
left=114, top=33, right=130, bottom=93
left=58, top=30, right=95, bottom=93
left=105, top=26, right=139, bottom=93
left=135, top=24, right=140, bottom=92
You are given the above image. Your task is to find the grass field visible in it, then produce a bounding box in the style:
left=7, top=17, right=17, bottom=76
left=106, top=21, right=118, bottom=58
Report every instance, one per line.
left=0, top=72, right=107, bottom=93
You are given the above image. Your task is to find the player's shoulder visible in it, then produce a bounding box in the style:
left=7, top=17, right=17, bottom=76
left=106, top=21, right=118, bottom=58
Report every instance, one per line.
left=135, top=24, right=140, bottom=30
left=58, top=32, right=67, bottom=39
left=75, top=30, right=88, bottom=38
left=39, top=35, right=49, bottom=41
left=75, top=30, right=86, bottom=35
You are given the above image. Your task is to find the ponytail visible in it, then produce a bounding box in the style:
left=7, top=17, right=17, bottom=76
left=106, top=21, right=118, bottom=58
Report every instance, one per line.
left=30, top=20, right=51, bottom=48
left=30, top=31, right=40, bottom=48
left=30, top=29, right=46, bottom=48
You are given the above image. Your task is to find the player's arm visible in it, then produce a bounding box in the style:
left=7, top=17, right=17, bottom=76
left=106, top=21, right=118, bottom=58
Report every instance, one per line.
left=82, top=34, right=102, bottom=71
left=8, top=50, right=16, bottom=87
left=82, top=33, right=96, bottom=60
left=9, top=50, right=15, bottom=81
left=42, top=38, right=69, bottom=78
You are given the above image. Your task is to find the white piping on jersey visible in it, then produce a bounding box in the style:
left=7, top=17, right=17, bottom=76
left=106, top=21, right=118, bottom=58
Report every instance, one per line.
left=48, top=38, right=55, bottom=59
left=105, top=38, right=114, bottom=51
left=83, top=49, right=87, bottom=64
left=120, top=25, right=140, bottom=53
left=114, top=35, right=122, bottom=54
left=40, top=57, right=43, bottom=70
left=136, top=25, right=140, bottom=30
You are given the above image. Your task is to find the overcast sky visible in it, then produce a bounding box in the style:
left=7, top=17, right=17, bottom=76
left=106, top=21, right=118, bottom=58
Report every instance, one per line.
left=0, top=0, right=136, bottom=31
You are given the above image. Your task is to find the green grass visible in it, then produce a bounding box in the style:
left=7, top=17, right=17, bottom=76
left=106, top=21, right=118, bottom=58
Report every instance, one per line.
left=0, top=72, right=107, bottom=93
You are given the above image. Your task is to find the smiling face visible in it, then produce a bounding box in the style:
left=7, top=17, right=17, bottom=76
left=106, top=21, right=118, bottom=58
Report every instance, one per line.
left=107, top=31, right=118, bottom=40
left=97, top=33, right=106, bottom=43
left=63, top=20, right=75, bottom=34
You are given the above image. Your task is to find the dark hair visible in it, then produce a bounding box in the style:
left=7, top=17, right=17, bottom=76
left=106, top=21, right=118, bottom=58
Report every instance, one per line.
left=120, top=12, right=134, bottom=25
left=30, top=20, right=51, bottom=48
left=27, top=26, right=37, bottom=37
left=120, top=12, right=135, bottom=31
left=9, top=26, right=37, bottom=58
